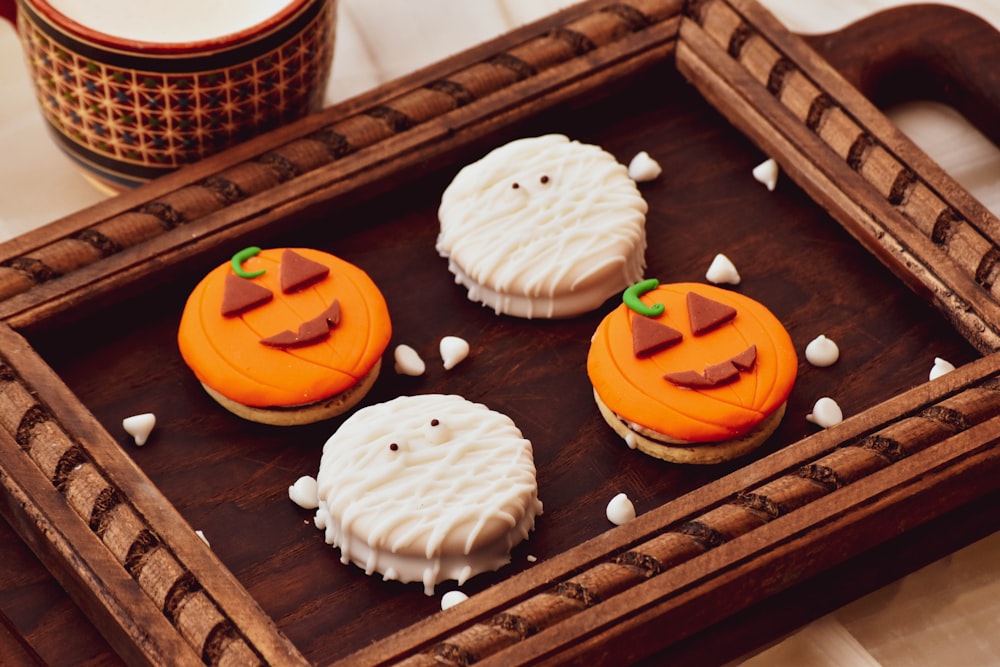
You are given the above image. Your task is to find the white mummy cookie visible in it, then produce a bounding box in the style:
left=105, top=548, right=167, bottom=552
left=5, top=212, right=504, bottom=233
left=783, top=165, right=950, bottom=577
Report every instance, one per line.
left=436, top=134, right=648, bottom=318
left=313, top=394, right=543, bottom=595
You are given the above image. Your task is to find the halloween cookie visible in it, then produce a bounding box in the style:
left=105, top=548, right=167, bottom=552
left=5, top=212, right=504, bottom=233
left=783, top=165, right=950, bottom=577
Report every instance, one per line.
left=587, top=280, right=797, bottom=464
left=178, top=247, right=391, bottom=425
left=436, top=134, right=648, bottom=318
left=312, top=394, right=543, bottom=595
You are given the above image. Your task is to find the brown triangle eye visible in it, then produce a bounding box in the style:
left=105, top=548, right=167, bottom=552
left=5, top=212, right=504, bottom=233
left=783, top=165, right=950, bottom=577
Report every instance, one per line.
left=686, top=291, right=737, bottom=335
left=280, top=249, right=330, bottom=293
left=221, top=273, right=273, bottom=317
left=631, top=313, right=683, bottom=357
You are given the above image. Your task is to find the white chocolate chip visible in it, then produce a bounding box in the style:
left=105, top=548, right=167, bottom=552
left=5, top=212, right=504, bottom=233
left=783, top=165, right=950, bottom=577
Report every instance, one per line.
left=526, top=554, right=538, bottom=563
left=122, top=413, right=156, bottom=446
left=705, top=253, right=741, bottom=285
left=624, top=433, right=638, bottom=450
left=195, top=530, right=210, bottom=547
left=929, top=357, right=956, bottom=381
left=441, top=590, right=469, bottom=610
left=288, top=476, right=319, bottom=510
left=806, top=397, right=843, bottom=428
left=606, top=492, right=636, bottom=526
left=752, top=158, right=779, bottom=191
left=393, top=344, right=426, bottom=376
left=627, top=151, right=662, bottom=182
left=440, top=336, right=470, bottom=370
left=805, top=335, right=840, bottom=367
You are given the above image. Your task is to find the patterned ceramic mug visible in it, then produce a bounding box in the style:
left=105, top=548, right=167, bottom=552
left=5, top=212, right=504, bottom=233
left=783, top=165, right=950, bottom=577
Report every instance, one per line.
left=0, top=0, right=336, bottom=192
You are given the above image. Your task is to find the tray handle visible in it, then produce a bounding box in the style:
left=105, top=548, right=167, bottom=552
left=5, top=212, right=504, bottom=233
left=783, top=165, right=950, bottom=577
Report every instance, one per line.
left=805, top=3, right=1000, bottom=148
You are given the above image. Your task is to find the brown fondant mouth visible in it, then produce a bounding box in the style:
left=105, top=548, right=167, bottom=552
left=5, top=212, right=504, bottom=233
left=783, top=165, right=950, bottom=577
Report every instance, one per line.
left=664, top=344, right=757, bottom=389
left=258, top=300, right=341, bottom=349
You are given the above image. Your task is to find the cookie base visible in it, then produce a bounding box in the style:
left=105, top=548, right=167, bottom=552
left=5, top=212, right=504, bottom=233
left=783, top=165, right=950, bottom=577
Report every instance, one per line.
left=594, top=389, right=785, bottom=464
left=202, top=359, right=381, bottom=426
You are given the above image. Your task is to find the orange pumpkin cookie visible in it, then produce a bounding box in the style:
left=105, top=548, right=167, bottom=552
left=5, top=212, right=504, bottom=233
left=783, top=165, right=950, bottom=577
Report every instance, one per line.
left=587, top=280, right=796, bottom=463
left=178, top=247, right=391, bottom=425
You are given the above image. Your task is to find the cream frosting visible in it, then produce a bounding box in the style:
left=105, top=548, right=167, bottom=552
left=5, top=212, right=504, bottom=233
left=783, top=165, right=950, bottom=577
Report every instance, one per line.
left=437, top=134, right=647, bottom=318
left=313, top=394, right=542, bottom=595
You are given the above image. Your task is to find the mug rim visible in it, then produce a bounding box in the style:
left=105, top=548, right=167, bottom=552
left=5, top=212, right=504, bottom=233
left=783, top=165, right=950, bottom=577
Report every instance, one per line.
left=23, top=0, right=312, bottom=53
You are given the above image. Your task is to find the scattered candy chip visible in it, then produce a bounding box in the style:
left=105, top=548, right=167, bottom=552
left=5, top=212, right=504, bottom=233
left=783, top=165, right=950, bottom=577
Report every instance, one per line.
left=393, top=344, right=426, bottom=376
left=195, top=530, right=210, bottom=547
left=526, top=554, right=538, bottom=563
left=929, top=357, right=956, bottom=381
left=440, top=335, right=470, bottom=370
left=122, top=413, right=156, bottom=446
left=705, top=253, right=741, bottom=285
left=441, top=590, right=469, bottom=610
left=805, top=335, right=840, bottom=367
left=288, top=476, right=319, bottom=510
left=606, top=492, right=636, bottom=526
left=806, top=397, right=843, bottom=428
left=752, top=158, right=779, bottom=191
left=627, top=151, right=662, bottom=182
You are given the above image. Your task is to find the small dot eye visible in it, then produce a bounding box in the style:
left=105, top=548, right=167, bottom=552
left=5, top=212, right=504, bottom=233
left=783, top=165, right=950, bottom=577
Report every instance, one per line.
left=389, top=442, right=399, bottom=451
left=511, top=182, right=520, bottom=189
left=430, top=419, right=440, bottom=427
left=540, top=175, right=549, bottom=184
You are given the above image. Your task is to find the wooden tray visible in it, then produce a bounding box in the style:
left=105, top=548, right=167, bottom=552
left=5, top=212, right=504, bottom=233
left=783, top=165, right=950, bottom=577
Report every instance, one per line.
left=1, top=1, right=999, bottom=664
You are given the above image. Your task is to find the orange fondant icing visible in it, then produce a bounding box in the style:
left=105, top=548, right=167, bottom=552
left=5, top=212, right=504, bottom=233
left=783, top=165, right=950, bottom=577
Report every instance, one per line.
left=178, top=248, right=391, bottom=408
left=587, top=282, right=797, bottom=442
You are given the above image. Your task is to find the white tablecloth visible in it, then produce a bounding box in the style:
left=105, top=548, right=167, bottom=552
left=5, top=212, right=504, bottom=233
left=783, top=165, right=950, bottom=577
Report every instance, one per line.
left=1, top=2, right=999, bottom=665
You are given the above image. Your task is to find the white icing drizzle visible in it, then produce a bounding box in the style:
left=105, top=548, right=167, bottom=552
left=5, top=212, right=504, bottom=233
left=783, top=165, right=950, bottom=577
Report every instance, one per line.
left=314, top=394, right=542, bottom=595
left=437, top=134, right=647, bottom=318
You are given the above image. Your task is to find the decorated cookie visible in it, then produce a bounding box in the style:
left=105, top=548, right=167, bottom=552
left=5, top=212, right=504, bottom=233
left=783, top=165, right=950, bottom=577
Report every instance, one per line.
left=178, top=247, right=391, bottom=425
left=436, top=134, right=648, bottom=318
left=312, top=394, right=542, bottom=595
left=587, top=281, right=797, bottom=464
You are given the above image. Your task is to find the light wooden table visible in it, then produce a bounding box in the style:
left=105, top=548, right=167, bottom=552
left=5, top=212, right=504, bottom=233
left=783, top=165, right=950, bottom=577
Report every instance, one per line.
left=1, top=2, right=998, bottom=665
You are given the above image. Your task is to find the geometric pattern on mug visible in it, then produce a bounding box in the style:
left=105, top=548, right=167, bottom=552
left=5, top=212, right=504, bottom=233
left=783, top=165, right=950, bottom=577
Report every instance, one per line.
left=17, top=6, right=333, bottom=169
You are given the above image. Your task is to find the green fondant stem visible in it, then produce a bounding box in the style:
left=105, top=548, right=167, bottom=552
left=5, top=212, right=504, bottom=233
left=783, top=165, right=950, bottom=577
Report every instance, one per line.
left=232, top=246, right=266, bottom=278
left=623, top=279, right=664, bottom=317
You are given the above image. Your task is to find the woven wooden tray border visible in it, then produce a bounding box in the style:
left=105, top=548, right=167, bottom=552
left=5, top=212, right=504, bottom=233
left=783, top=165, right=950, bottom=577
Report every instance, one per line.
left=0, top=0, right=997, bottom=665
